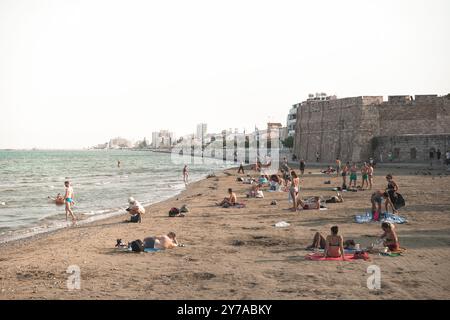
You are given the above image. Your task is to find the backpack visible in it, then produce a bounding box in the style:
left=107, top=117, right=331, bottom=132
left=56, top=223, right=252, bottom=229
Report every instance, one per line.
left=130, top=214, right=140, bottom=223
left=130, top=239, right=144, bottom=252
left=353, top=251, right=369, bottom=260
left=169, top=207, right=180, bottom=217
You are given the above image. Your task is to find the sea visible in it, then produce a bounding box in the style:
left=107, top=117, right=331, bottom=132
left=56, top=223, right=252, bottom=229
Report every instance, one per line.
left=0, top=149, right=235, bottom=243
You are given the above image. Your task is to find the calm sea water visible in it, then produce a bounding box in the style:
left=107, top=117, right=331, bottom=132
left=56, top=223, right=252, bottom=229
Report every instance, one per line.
left=0, top=150, right=233, bottom=242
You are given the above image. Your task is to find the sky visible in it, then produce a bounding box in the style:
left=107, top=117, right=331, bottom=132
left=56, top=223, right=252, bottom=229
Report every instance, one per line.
left=0, top=0, right=449, bottom=149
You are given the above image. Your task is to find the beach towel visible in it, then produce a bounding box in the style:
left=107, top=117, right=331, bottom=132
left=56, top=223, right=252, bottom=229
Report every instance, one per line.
left=354, top=212, right=407, bottom=224
left=144, top=248, right=161, bottom=253
left=305, top=253, right=358, bottom=261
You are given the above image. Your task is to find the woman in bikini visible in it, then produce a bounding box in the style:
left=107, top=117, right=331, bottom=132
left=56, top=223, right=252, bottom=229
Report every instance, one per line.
left=379, top=222, right=400, bottom=252
left=289, top=171, right=300, bottom=211
left=323, top=226, right=345, bottom=260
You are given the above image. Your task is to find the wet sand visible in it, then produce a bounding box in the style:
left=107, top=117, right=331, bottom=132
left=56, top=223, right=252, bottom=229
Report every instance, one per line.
left=0, top=165, right=449, bottom=299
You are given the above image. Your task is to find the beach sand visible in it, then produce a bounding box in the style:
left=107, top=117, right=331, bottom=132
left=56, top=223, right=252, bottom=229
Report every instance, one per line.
left=1, top=166, right=449, bottom=300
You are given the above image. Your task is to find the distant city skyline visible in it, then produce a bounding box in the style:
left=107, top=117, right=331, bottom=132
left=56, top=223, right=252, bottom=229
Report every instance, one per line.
left=1, top=0, right=449, bottom=149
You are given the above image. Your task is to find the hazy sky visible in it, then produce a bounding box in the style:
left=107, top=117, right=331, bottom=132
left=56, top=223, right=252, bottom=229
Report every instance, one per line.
left=1, top=0, right=449, bottom=149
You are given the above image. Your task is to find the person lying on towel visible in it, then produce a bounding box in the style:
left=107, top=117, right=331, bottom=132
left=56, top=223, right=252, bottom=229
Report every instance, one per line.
left=143, top=232, right=179, bottom=250
left=297, top=196, right=320, bottom=210
left=379, top=222, right=400, bottom=252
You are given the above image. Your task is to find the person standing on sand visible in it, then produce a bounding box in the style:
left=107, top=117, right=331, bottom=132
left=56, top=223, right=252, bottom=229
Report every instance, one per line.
left=437, top=149, right=441, bottom=165
left=368, top=163, right=374, bottom=190
left=349, top=163, right=358, bottom=188
left=316, top=152, right=320, bottom=162
left=183, top=165, right=189, bottom=185
left=299, top=159, right=305, bottom=175
left=289, top=171, right=300, bottom=211
left=361, top=162, right=369, bottom=190
left=335, top=158, right=341, bottom=177
left=341, top=162, right=349, bottom=190
left=64, top=181, right=76, bottom=225
left=238, top=161, right=245, bottom=174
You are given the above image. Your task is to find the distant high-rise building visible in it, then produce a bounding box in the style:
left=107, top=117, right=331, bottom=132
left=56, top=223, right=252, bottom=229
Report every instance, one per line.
left=152, top=130, right=174, bottom=149
left=196, top=123, right=207, bottom=140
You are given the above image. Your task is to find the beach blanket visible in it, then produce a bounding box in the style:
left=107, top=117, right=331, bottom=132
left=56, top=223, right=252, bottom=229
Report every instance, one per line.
left=305, top=253, right=359, bottom=261
left=354, top=212, right=407, bottom=224
left=144, top=248, right=161, bottom=253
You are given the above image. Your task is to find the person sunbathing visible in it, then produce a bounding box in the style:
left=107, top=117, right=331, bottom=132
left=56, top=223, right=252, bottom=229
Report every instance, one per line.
left=216, top=188, right=237, bottom=207
left=379, top=222, right=400, bottom=252
left=246, top=183, right=260, bottom=197
left=325, top=192, right=344, bottom=203
left=143, top=232, right=179, bottom=250
left=307, top=232, right=355, bottom=251
left=323, top=226, right=345, bottom=260
left=321, top=166, right=335, bottom=174
left=297, top=196, right=321, bottom=210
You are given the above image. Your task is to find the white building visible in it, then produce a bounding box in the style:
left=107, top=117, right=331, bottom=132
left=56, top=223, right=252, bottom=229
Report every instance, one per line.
left=152, top=130, right=174, bottom=149
left=196, top=123, right=207, bottom=140
left=287, top=103, right=300, bottom=137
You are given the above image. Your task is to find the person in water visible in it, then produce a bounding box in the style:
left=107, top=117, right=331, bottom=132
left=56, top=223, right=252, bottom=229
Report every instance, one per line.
left=143, top=232, right=179, bottom=250
left=216, top=188, right=237, bottom=207
left=183, top=165, right=189, bottom=185
left=48, top=193, right=65, bottom=204
left=64, top=181, right=77, bottom=224
left=379, top=222, right=400, bottom=252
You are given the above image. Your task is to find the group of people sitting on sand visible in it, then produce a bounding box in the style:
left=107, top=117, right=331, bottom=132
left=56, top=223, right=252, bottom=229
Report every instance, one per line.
left=307, top=222, right=400, bottom=259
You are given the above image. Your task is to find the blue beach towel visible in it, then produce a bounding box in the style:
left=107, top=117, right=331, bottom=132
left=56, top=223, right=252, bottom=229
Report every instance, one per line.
left=354, top=212, right=407, bottom=224
left=144, top=248, right=161, bottom=253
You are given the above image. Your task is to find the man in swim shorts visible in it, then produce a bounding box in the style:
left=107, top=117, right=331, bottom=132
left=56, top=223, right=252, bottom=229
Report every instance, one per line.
left=144, top=232, right=179, bottom=250
left=361, top=162, right=369, bottom=190
left=349, top=163, right=358, bottom=188
left=64, top=180, right=77, bottom=224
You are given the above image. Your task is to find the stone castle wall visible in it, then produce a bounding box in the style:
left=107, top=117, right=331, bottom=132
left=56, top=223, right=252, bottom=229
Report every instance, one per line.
left=293, top=94, right=450, bottom=163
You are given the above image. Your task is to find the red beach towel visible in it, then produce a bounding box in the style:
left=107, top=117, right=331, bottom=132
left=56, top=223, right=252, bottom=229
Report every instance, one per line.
left=305, top=253, right=359, bottom=261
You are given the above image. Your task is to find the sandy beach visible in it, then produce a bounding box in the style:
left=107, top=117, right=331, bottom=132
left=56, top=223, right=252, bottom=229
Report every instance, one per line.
left=0, top=165, right=449, bottom=300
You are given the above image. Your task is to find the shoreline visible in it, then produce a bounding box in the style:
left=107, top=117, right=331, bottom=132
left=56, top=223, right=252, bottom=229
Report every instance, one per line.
left=0, top=169, right=225, bottom=247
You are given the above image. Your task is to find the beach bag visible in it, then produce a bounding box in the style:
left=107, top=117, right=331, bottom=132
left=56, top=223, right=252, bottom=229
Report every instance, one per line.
left=373, top=211, right=380, bottom=221
left=130, top=239, right=144, bottom=252
left=353, top=251, right=369, bottom=260
left=130, top=214, right=140, bottom=223
left=169, top=207, right=180, bottom=217
left=180, top=205, right=189, bottom=213
left=393, top=193, right=405, bottom=209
